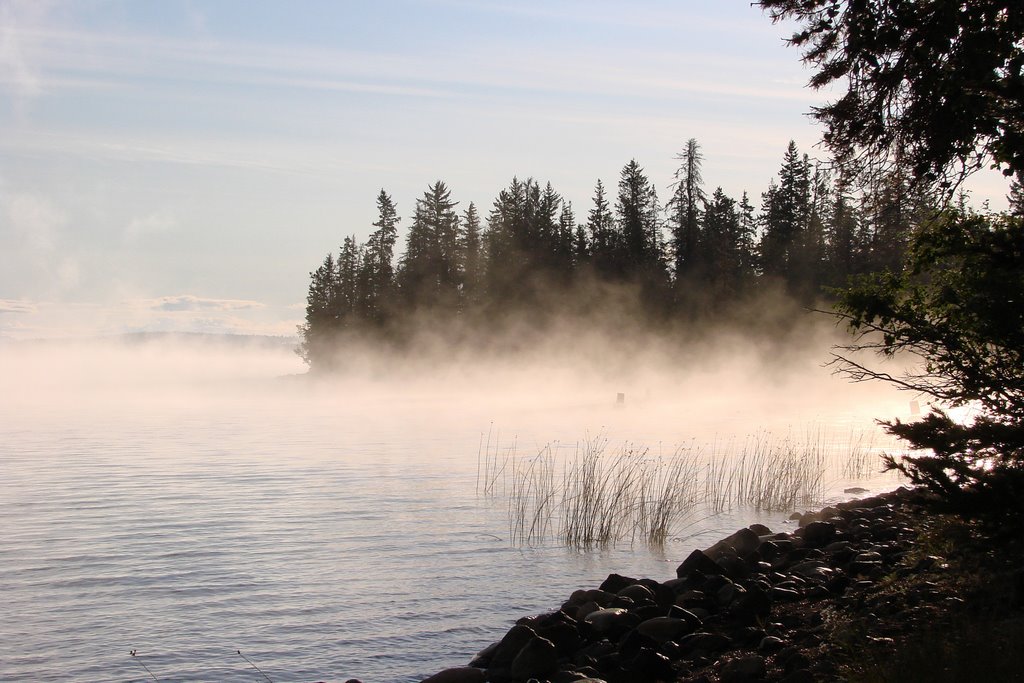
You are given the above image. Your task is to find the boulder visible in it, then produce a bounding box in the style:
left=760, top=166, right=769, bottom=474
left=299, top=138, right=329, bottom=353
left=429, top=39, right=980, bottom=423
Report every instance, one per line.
left=677, top=549, right=724, bottom=578
left=799, top=521, right=837, bottom=548
left=419, top=667, right=485, bottom=683
left=510, top=636, right=558, bottom=679
left=637, top=616, right=698, bottom=643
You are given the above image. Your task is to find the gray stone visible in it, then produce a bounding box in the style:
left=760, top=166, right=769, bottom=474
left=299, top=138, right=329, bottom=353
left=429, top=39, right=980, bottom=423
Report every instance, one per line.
left=419, top=667, right=485, bottom=683
left=677, top=548, right=723, bottom=578
left=637, top=616, right=697, bottom=643
left=583, top=607, right=632, bottom=635
left=758, top=635, right=786, bottom=654
left=617, top=583, right=655, bottom=603
left=510, top=636, right=558, bottom=679
left=799, top=520, right=837, bottom=548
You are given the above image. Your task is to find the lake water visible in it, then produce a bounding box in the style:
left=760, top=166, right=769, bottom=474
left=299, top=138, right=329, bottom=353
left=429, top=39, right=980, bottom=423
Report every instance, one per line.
left=0, top=335, right=910, bottom=682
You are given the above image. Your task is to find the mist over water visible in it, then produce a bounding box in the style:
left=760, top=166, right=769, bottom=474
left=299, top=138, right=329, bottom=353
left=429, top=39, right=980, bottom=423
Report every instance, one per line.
left=0, top=321, right=913, bottom=682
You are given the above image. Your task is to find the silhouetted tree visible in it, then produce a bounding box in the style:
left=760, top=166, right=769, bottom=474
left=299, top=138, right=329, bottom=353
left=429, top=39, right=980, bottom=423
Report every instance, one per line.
left=586, top=179, right=617, bottom=276
left=461, top=202, right=483, bottom=305
left=361, top=190, right=400, bottom=323
left=823, top=173, right=861, bottom=286
left=398, top=181, right=461, bottom=310
left=763, top=0, right=1024, bottom=507
left=667, top=138, right=706, bottom=281
left=702, top=187, right=743, bottom=296
left=297, top=253, right=338, bottom=367
left=759, top=0, right=1024, bottom=190
left=760, top=141, right=811, bottom=286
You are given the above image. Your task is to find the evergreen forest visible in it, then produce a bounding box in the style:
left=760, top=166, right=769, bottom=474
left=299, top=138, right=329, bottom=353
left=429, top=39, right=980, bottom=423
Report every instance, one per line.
left=298, top=139, right=943, bottom=369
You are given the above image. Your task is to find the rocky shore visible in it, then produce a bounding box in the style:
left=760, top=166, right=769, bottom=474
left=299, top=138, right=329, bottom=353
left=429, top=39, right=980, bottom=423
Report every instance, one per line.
left=415, top=486, right=1024, bottom=683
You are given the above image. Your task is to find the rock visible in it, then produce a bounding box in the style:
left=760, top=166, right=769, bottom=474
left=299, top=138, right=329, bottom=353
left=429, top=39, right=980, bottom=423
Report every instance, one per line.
left=575, top=600, right=601, bottom=620
left=716, top=552, right=753, bottom=580
left=706, top=527, right=762, bottom=559
left=844, top=486, right=869, bottom=494
left=770, top=586, right=802, bottom=602
left=467, top=640, right=499, bottom=667
left=789, top=560, right=834, bottom=581
left=667, top=605, right=703, bottom=628
left=677, top=549, right=724, bottom=578
left=489, top=624, right=536, bottom=669
left=731, top=584, right=772, bottom=623
left=758, top=635, right=786, bottom=654
left=680, top=631, right=733, bottom=655
left=799, top=521, right=837, bottom=548
left=637, top=578, right=677, bottom=608
left=510, top=636, right=558, bottom=679
left=749, top=523, right=772, bottom=536
left=537, top=619, right=582, bottom=656
left=583, top=607, right=636, bottom=637
left=617, top=583, right=656, bottom=603
left=720, top=654, right=766, bottom=682
left=637, top=616, right=698, bottom=643
left=420, top=667, right=485, bottom=683
left=599, top=573, right=636, bottom=594
left=624, top=647, right=675, bottom=681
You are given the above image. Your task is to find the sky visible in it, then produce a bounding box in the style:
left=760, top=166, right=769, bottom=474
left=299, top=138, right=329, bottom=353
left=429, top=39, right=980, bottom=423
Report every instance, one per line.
left=0, top=0, right=1012, bottom=340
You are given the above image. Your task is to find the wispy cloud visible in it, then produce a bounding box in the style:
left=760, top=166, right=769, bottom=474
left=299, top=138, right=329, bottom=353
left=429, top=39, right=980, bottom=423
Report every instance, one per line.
left=0, top=0, right=53, bottom=110
left=6, top=12, right=810, bottom=107
left=144, top=295, right=265, bottom=312
left=0, top=297, right=297, bottom=340
left=0, top=299, right=37, bottom=314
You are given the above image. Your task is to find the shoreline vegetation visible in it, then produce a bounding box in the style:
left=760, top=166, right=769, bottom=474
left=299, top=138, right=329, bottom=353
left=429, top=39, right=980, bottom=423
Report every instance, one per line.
left=296, top=139, right=938, bottom=374
left=406, top=486, right=1024, bottom=683
left=477, top=431, right=900, bottom=550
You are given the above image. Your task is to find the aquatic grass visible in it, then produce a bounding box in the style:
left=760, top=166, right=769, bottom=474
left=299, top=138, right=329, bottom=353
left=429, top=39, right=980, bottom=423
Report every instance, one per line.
left=481, top=425, right=902, bottom=549
left=706, top=430, right=825, bottom=512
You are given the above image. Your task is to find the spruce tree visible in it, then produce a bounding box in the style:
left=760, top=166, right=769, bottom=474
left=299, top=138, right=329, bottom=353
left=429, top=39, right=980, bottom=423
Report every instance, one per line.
left=461, top=202, right=483, bottom=306
left=399, top=181, right=460, bottom=310
left=824, top=173, right=861, bottom=286
left=297, top=253, right=338, bottom=368
left=760, top=141, right=811, bottom=285
left=586, top=179, right=616, bottom=276
left=616, top=159, right=662, bottom=274
left=667, top=138, right=706, bottom=280
left=361, top=190, right=400, bottom=323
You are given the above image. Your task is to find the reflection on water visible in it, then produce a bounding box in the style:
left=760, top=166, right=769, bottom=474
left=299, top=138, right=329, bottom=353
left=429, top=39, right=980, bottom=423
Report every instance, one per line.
left=0, top=336, right=910, bottom=682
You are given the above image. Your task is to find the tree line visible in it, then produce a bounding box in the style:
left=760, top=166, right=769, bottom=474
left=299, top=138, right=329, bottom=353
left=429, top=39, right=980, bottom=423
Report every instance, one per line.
left=299, top=139, right=931, bottom=368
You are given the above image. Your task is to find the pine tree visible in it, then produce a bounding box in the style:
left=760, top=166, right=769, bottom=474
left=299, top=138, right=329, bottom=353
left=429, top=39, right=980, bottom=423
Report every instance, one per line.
left=760, top=141, right=811, bottom=285
left=586, top=179, right=617, bottom=275
left=616, top=159, right=662, bottom=273
left=362, top=190, right=399, bottom=322
left=398, top=181, right=460, bottom=310
left=702, top=187, right=742, bottom=295
left=297, top=253, right=338, bottom=367
left=853, top=168, right=923, bottom=275
left=461, top=202, right=483, bottom=306
left=737, top=191, right=758, bottom=280
left=667, top=138, right=706, bottom=280
left=557, top=200, right=578, bottom=269
left=336, top=236, right=362, bottom=320
left=824, top=173, right=861, bottom=285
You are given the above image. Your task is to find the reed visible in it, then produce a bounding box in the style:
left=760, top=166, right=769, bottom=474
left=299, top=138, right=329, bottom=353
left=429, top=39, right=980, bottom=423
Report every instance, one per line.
left=482, top=425, right=901, bottom=549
